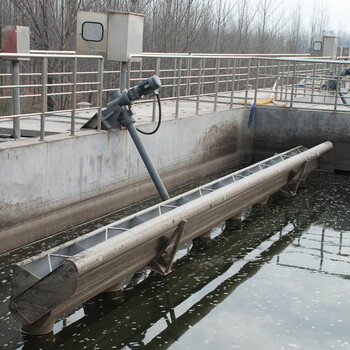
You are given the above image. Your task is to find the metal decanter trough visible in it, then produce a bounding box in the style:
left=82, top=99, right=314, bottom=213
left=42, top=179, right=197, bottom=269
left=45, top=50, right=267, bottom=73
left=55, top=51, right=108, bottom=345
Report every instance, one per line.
left=9, top=141, right=333, bottom=334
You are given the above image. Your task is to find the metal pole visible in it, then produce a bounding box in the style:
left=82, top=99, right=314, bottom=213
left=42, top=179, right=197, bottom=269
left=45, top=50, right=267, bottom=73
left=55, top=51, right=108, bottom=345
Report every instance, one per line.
left=334, top=63, right=342, bottom=112
left=120, top=61, right=127, bottom=92
left=214, top=58, right=220, bottom=111
left=172, top=59, right=177, bottom=97
left=289, top=62, right=296, bottom=109
left=175, top=57, right=182, bottom=118
left=226, top=58, right=231, bottom=91
left=40, top=57, right=48, bottom=141
left=230, top=58, right=236, bottom=109
left=280, top=62, right=285, bottom=101
left=71, top=57, right=77, bottom=136
left=186, top=58, right=192, bottom=96
left=311, top=63, right=316, bottom=104
left=244, top=58, right=251, bottom=105
left=126, top=59, right=131, bottom=89
left=11, top=60, right=21, bottom=139
left=253, top=59, right=260, bottom=105
left=152, top=57, right=161, bottom=122
left=126, top=120, right=170, bottom=201
left=97, top=58, right=104, bottom=132
left=196, top=58, right=203, bottom=115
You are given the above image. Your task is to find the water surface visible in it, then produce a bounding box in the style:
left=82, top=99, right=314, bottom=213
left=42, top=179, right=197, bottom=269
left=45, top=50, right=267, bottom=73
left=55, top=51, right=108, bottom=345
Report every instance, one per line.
left=0, top=171, right=349, bottom=349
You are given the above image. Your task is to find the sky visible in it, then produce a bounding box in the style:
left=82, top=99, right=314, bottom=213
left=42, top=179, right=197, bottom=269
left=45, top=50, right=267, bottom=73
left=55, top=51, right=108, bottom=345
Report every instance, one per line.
left=326, top=0, right=350, bottom=34
left=288, top=0, right=350, bottom=35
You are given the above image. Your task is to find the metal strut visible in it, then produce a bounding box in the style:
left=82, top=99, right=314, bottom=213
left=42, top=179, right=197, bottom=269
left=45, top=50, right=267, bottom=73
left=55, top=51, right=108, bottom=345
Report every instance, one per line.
left=147, top=220, right=187, bottom=275
left=282, top=160, right=309, bottom=195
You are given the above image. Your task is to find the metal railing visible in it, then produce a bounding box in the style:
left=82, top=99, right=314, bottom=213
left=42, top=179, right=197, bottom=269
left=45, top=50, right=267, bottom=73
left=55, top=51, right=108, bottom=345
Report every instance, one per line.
left=0, top=51, right=104, bottom=140
left=1, top=51, right=349, bottom=141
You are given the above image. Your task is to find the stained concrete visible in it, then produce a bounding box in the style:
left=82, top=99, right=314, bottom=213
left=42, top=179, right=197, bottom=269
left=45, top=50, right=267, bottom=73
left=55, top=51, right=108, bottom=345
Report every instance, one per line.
left=252, top=106, right=350, bottom=171
left=0, top=107, right=252, bottom=253
left=1, top=99, right=347, bottom=254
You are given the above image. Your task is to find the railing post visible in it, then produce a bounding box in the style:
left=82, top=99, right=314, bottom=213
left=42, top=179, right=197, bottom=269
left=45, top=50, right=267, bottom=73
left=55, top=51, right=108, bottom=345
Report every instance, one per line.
left=127, top=59, right=131, bottom=90
left=244, top=58, right=252, bottom=105
left=275, top=61, right=281, bottom=99
left=152, top=57, right=161, bottom=122
left=226, top=58, right=231, bottom=91
left=201, top=58, right=206, bottom=95
left=294, top=62, right=299, bottom=98
left=120, top=61, right=127, bottom=92
left=186, top=57, right=192, bottom=96
left=263, top=59, right=267, bottom=89
left=139, top=60, right=143, bottom=83
left=196, top=58, right=203, bottom=115
left=70, top=57, right=77, bottom=136
left=214, top=58, right=220, bottom=111
left=175, top=57, right=182, bottom=118
left=334, top=63, right=342, bottom=112
left=40, top=56, right=47, bottom=141
left=11, top=60, right=21, bottom=139
left=286, top=61, right=291, bottom=100
left=280, top=61, right=285, bottom=101
left=172, top=58, right=177, bottom=97
left=304, top=63, right=309, bottom=96
left=289, top=62, right=296, bottom=109
left=253, top=59, right=260, bottom=106
left=97, top=57, right=104, bottom=132
left=230, top=58, right=236, bottom=109
left=311, top=63, right=316, bottom=104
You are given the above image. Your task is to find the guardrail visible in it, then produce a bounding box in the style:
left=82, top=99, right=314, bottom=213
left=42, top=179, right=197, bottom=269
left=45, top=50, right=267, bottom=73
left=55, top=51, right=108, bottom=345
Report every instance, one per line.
left=1, top=51, right=349, bottom=141
left=0, top=52, right=104, bottom=139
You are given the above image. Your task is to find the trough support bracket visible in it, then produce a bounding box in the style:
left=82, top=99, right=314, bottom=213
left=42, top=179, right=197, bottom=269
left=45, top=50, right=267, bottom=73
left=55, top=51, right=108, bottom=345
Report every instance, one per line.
left=147, top=220, right=187, bottom=275
left=282, top=161, right=309, bottom=196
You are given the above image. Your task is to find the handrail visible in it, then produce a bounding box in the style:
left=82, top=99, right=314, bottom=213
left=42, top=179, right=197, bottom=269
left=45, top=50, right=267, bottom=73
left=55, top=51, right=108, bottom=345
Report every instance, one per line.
left=0, top=51, right=349, bottom=143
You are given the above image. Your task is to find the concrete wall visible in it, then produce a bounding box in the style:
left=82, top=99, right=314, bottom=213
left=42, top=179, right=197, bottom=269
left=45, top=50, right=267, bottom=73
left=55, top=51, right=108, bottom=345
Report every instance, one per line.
left=0, top=108, right=252, bottom=252
left=253, top=107, right=350, bottom=171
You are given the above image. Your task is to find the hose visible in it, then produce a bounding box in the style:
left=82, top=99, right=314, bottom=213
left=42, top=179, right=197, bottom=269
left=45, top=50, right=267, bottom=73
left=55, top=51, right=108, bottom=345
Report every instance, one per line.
left=136, top=94, right=162, bottom=135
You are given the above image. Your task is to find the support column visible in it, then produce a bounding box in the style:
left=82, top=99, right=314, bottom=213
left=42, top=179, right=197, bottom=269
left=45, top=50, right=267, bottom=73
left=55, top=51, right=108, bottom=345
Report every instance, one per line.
left=11, top=60, right=21, bottom=139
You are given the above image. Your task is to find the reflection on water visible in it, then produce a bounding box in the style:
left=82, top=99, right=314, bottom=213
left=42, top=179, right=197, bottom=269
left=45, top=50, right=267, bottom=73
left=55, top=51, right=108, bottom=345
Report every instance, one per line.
left=0, top=171, right=349, bottom=349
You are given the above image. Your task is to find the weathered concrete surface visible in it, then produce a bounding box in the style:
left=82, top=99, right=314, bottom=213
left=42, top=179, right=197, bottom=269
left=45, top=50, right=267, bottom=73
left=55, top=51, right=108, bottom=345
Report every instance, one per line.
left=0, top=108, right=252, bottom=253
left=253, top=107, right=350, bottom=171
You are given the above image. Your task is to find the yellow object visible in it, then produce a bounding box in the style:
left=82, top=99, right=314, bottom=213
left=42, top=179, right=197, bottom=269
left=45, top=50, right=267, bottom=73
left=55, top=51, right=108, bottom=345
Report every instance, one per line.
left=239, top=97, right=288, bottom=107
left=241, top=97, right=274, bottom=105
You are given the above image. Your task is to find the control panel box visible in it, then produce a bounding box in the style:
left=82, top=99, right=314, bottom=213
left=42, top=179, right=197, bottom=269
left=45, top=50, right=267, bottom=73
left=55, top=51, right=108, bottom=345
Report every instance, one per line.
left=76, top=11, right=144, bottom=61
left=337, top=46, right=350, bottom=59
left=0, top=25, right=30, bottom=60
left=76, top=11, right=108, bottom=56
left=310, top=35, right=338, bottom=59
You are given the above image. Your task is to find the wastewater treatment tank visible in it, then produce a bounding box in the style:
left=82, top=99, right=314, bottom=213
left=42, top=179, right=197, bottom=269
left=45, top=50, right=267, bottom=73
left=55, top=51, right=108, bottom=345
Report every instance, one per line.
left=0, top=143, right=349, bottom=349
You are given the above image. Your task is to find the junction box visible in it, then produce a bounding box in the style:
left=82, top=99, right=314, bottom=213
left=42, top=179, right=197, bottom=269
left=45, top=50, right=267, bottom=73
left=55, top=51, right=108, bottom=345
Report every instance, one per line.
left=0, top=25, right=30, bottom=60
left=310, top=35, right=338, bottom=59
left=76, top=11, right=144, bottom=61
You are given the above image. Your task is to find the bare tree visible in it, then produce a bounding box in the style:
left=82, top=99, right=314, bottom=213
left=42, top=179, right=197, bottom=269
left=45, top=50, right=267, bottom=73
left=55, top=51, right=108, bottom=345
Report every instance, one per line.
left=255, top=0, right=282, bottom=53
left=284, top=3, right=305, bottom=53
left=309, top=0, right=330, bottom=37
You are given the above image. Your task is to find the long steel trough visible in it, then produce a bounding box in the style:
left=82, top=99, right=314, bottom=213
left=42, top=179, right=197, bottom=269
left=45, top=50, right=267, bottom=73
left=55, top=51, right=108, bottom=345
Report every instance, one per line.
left=9, top=141, right=333, bottom=334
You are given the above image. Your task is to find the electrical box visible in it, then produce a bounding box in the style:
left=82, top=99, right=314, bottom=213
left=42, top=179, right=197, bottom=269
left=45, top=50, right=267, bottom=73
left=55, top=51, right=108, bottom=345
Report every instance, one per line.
left=0, top=25, right=30, bottom=60
left=106, top=11, right=144, bottom=61
left=337, top=46, right=350, bottom=59
left=76, top=11, right=144, bottom=61
left=76, top=11, right=108, bottom=56
left=310, top=35, right=338, bottom=59
left=323, top=35, right=338, bottom=58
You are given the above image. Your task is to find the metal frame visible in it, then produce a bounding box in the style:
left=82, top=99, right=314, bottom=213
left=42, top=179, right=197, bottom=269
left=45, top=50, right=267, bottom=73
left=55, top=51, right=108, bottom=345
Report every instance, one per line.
left=1, top=51, right=349, bottom=142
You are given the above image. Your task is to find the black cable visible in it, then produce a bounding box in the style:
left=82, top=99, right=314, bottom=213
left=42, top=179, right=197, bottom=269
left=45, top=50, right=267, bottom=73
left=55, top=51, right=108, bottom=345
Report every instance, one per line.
left=136, top=94, right=162, bottom=135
